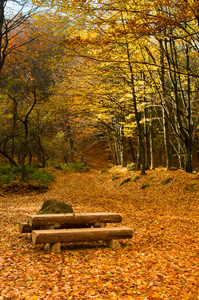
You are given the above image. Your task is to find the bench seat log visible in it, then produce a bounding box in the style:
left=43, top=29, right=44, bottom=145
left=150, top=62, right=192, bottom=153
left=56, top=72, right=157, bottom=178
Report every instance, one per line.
left=27, top=213, right=122, bottom=227
left=32, top=227, right=133, bottom=245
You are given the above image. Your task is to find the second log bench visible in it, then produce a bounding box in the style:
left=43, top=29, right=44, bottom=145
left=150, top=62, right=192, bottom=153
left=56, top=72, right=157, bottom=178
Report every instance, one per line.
left=19, top=212, right=123, bottom=233
left=19, top=213, right=133, bottom=252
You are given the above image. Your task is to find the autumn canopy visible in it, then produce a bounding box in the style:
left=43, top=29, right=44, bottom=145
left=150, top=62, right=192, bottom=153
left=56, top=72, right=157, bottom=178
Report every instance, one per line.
left=0, top=1, right=199, bottom=299
left=0, top=0, right=198, bottom=173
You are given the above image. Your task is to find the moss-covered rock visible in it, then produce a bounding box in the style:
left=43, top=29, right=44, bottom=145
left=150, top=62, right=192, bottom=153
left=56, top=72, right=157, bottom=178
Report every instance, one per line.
left=127, top=163, right=137, bottom=171
left=37, top=199, right=73, bottom=214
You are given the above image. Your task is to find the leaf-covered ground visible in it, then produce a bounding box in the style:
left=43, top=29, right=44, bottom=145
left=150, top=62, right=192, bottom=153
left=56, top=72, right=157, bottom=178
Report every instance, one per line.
left=1, top=165, right=199, bottom=299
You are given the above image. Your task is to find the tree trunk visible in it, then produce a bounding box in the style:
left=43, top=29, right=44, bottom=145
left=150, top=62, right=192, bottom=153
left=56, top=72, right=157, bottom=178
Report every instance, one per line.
left=125, top=40, right=145, bottom=174
left=120, top=126, right=127, bottom=167
left=149, top=107, right=155, bottom=170
left=128, top=137, right=135, bottom=162
left=136, top=134, right=141, bottom=170
left=0, top=0, right=6, bottom=71
left=184, top=43, right=193, bottom=173
left=114, top=138, right=121, bottom=165
left=159, top=39, right=172, bottom=170
left=163, top=109, right=172, bottom=170
left=144, top=107, right=150, bottom=170
left=185, top=138, right=193, bottom=173
left=130, top=73, right=145, bottom=174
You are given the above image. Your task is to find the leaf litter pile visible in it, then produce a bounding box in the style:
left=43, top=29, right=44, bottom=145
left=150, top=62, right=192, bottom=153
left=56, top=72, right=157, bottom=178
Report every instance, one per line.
left=0, top=166, right=199, bottom=300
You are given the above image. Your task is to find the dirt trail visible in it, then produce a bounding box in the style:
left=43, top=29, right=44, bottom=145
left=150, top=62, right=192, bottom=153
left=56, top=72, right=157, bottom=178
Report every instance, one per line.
left=1, top=161, right=199, bottom=299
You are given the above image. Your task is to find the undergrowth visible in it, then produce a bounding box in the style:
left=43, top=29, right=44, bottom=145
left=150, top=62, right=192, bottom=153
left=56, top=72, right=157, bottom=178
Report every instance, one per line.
left=0, top=165, right=54, bottom=185
left=60, top=161, right=89, bottom=172
left=163, top=177, right=173, bottom=185
left=141, top=183, right=149, bottom=189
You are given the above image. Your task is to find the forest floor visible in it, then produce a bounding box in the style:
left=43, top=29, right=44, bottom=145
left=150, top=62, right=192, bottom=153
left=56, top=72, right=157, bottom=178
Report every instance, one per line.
left=0, top=153, right=199, bottom=299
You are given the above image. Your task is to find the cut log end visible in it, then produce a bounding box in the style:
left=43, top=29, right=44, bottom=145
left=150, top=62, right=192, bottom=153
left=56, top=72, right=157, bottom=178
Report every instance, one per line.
left=19, top=222, right=32, bottom=233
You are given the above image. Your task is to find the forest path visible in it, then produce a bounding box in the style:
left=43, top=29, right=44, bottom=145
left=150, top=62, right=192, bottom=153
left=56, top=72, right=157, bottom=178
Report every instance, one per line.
left=1, top=163, right=199, bottom=299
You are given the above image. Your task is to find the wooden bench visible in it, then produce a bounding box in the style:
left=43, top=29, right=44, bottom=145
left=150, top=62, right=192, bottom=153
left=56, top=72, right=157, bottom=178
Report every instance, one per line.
left=32, top=227, right=133, bottom=252
left=19, top=213, right=133, bottom=253
left=19, top=213, right=122, bottom=233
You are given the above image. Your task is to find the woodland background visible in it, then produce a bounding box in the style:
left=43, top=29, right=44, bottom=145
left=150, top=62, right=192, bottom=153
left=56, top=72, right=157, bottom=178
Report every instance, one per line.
left=0, top=0, right=199, bottom=175
left=0, top=1, right=199, bottom=299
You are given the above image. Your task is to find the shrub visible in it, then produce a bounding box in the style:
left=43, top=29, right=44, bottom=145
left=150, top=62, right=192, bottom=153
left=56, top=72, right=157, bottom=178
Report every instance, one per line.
left=141, top=184, right=149, bottom=189
left=0, top=173, right=15, bottom=184
left=185, top=184, right=196, bottom=192
left=28, top=169, right=55, bottom=185
left=100, top=169, right=109, bottom=174
left=0, top=165, right=14, bottom=174
left=120, top=178, right=131, bottom=186
left=112, top=176, right=119, bottom=181
left=0, top=164, right=54, bottom=185
left=0, top=166, right=15, bottom=184
left=61, top=161, right=89, bottom=172
left=163, top=178, right=173, bottom=185
left=133, top=175, right=139, bottom=182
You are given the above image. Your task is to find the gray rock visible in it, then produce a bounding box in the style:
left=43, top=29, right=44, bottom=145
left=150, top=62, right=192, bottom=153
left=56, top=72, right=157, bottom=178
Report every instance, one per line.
left=37, top=199, right=73, bottom=214
left=127, top=163, right=136, bottom=171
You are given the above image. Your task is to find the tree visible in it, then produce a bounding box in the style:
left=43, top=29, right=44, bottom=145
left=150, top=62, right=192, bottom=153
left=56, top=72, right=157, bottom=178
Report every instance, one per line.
left=0, top=20, right=60, bottom=177
left=32, top=0, right=199, bottom=172
left=0, top=0, right=36, bottom=73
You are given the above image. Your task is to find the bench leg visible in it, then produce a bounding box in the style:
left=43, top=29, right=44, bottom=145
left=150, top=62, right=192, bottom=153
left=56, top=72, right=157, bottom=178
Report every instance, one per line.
left=51, top=242, right=61, bottom=253
left=45, top=242, right=61, bottom=253
left=92, top=222, right=106, bottom=228
left=106, top=239, right=121, bottom=249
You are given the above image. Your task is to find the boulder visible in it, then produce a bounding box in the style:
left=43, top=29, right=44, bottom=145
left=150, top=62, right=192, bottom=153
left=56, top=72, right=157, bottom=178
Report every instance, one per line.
left=37, top=199, right=73, bottom=214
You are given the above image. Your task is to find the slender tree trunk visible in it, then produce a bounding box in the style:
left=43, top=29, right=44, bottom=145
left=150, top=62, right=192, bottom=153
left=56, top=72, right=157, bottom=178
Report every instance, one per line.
left=115, top=138, right=120, bottom=165
left=21, top=121, right=28, bottom=181
left=66, top=125, right=74, bottom=163
left=107, top=132, right=117, bottom=165
left=11, top=98, right=17, bottom=161
left=120, top=125, right=127, bottom=167
left=185, top=138, right=193, bottom=172
left=159, top=39, right=172, bottom=170
left=135, top=125, right=145, bottom=174
left=136, top=135, right=141, bottom=170
left=163, top=108, right=172, bottom=170
left=21, top=92, right=37, bottom=180
left=69, top=138, right=74, bottom=163
left=144, top=107, right=150, bottom=170
left=185, top=44, right=193, bottom=173
left=139, top=131, right=146, bottom=175
left=128, top=137, right=135, bottom=162
left=0, top=0, right=6, bottom=72
left=122, top=135, right=127, bottom=167
left=149, top=107, right=155, bottom=170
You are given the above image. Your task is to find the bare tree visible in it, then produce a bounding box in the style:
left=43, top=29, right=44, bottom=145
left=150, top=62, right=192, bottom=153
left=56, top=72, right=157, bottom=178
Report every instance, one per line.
left=0, top=0, right=36, bottom=72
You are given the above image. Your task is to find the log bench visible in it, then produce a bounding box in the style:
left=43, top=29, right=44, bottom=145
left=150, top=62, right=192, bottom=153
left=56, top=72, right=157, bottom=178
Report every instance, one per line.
left=32, top=227, right=133, bottom=253
left=19, top=213, right=123, bottom=233
left=19, top=213, right=133, bottom=253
